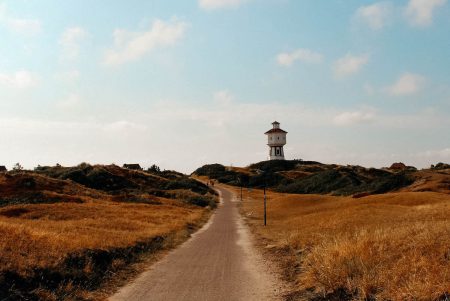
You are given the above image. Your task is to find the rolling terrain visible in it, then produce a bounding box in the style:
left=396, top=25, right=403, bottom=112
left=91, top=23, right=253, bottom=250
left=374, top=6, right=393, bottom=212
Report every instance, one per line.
left=194, top=160, right=450, bottom=195
left=1, top=160, right=449, bottom=300
left=0, top=164, right=217, bottom=300
left=205, top=161, right=450, bottom=300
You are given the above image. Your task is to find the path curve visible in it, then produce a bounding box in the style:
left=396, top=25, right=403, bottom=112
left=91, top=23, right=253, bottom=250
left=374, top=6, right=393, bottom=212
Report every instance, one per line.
left=110, top=185, right=283, bottom=301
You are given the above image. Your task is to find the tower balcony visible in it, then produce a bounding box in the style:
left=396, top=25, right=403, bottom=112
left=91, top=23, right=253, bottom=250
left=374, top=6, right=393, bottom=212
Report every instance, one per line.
left=267, top=142, right=286, bottom=147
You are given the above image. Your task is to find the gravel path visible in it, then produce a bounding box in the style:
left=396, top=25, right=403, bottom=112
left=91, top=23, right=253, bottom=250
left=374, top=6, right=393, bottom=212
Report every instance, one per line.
left=109, top=185, right=284, bottom=301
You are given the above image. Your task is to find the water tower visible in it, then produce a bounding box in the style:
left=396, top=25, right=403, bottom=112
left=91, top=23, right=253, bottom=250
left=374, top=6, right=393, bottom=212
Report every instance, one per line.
left=264, top=121, right=287, bottom=160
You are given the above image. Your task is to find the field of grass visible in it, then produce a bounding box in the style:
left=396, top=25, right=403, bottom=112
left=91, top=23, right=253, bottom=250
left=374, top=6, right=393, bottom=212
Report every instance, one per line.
left=0, top=166, right=216, bottom=300
left=231, top=185, right=450, bottom=300
left=0, top=199, right=209, bottom=300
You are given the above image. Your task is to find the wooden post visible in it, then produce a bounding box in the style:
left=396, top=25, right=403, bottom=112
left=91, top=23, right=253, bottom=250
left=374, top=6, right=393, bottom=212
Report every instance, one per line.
left=263, top=185, right=267, bottom=226
left=240, top=184, right=243, bottom=201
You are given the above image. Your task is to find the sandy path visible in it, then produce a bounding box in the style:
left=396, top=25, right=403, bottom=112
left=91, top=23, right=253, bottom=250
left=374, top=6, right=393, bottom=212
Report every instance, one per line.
left=109, top=185, right=284, bottom=301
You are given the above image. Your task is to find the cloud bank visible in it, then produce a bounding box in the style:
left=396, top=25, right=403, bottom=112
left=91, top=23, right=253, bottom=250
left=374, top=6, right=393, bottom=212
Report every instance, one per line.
left=276, top=49, right=323, bottom=67
left=333, top=54, right=369, bottom=78
left=0, top=4, right=41, bottom=35
left=0, top=70, right=38, bottom=89
left=59, top=27, right=87, bottom=60
left=199, top=0, right=248, bottom=10
left=104, top=18, right=188, bottom=66
left=355, top=2, right=392, bottom=30
left=405, top=0, right=447, bottom=27
left=386, top=73, right=425, bottom=96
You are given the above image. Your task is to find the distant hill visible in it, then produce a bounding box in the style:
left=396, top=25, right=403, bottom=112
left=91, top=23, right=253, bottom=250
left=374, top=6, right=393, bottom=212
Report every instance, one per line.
left=193, top=160, right=450, bottom=196
left=1, top=163, right=217, bottom=208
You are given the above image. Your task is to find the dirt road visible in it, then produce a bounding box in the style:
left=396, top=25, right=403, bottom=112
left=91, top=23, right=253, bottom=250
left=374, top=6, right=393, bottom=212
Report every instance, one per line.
left=110, top=185, right=284, bottom=301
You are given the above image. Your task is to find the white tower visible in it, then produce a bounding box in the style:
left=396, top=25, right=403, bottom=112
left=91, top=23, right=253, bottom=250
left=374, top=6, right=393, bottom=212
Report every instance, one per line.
left=265, top=121, right=287, bottom=160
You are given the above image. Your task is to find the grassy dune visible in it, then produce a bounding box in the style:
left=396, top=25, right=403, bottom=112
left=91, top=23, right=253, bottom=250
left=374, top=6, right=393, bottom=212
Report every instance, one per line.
left=235, top=187, right=450, bottom=300
left=0, top=166, right=215, bottom=300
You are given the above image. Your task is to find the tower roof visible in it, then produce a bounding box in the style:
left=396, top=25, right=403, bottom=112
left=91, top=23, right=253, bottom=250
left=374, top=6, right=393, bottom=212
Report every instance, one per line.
left=265, top=120, right=287, bottom=134
left=265, top=128, right=287, bottom=134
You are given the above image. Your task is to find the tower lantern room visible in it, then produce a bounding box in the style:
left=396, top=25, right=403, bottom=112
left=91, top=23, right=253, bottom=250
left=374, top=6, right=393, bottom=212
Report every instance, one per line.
left=264, top=121, right=287, bottom=160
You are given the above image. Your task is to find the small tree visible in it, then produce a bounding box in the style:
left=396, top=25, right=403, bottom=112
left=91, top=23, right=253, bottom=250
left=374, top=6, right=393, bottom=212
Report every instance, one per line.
left=13, top=163, right=23, bottom=171
left=148, top=164, right=161, bottom=173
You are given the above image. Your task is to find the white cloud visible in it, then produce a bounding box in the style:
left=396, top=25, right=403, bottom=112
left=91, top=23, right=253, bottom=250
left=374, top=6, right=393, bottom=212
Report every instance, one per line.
left=333, top=109, right=376, bottom=126
left=0, top=4, right=41, bottom=35
left=57, top=94, right=81, bottom=110
left=0, top=70, right=38, bottom=88
left=59, top=27, right=87, bottom=60
left=5, top=18, right=41, bottom=35
left=276, top=48, right=323, bottom=67
left=410, top=148, right=450, bottom=166
left=405, top=0, right=447, bottom=27
left=199, top=0, right=248, bottom=10
left=55, top=70, right=80, bottom=82
left=213, top=90, right=234, bottom=106
left=418, top=148, right=450, bottom=159
left=150, top=98, right=332, bottom=129
left=103, top=18, right=188, bottom=66
left=103, top=120, right=148, bottom=132
left=0, top=99, right=448, bottom=172
left=333, top=54, right=369, bottom=78
left=386, top=73, right=425, bottom=96
left=0, top=118, right=147, bottom=134
left=355, top=2, right=392, bottom=30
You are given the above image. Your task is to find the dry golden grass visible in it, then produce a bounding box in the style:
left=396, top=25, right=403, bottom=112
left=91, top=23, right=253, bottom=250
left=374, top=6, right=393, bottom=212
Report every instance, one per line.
left=402, top=170, right=450, bottom=194
left=232, top=185, right=450, bottom=300
left=0, top=169, right=215, bottom=299
left=0, top=201, right=205, bottom=276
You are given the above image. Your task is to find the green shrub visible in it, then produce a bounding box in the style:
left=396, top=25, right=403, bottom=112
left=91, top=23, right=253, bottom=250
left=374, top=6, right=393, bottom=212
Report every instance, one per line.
left=185, top=195, right=216, bottom=208
left=277, top=169, right=363, bottom=194
left=248, top=172, right=286, bottom=188
left=192, top=164, right=241, bottom=185
left=164, top=178, right=212, bottom=195
left=368, top=172, right=414, bottom=194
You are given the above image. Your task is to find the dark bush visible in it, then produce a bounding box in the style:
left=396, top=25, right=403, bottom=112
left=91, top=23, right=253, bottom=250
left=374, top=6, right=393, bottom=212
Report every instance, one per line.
left=276, top=168, right=414, bottom=196
left=193, top=164, right=227, bottom=176
left=35, top=164, right=137, bottom=191
left=432, top=162, right=450, bottom=170
left=248, top=172, right=287, bottom=188
left=157, top=170, right=185, bottom=180
left=249, top=159, right=322, bottom=173
left=185, top=195, right=216, bottom=208
left=368, top=172, right=414, bottom=194
left=192, top=164, right=241, bottom=185
left=249, top=160, right=300, bottom=173
left=277, top=169, right=364, bottom=194
left=164, top=178, right=212, bottom=195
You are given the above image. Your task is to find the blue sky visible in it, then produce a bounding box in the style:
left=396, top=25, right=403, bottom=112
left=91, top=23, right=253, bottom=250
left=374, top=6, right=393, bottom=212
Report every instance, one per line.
left=0, top=0, right=449, bottom=172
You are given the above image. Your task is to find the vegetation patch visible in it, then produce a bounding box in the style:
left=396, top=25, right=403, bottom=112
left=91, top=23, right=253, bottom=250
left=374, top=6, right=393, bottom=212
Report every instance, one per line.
left=193, top=160, right=432, bottom=195
left=0, top=163, right=217, bottom=300
left=0, top=236, right=166, bottom=300
left=233, top=185, right=450, bottom=301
